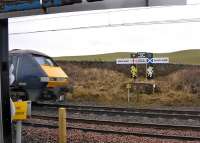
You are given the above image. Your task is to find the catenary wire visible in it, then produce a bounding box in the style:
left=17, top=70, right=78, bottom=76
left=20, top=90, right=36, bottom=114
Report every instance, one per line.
left=9, top=17, right=200, bottom=35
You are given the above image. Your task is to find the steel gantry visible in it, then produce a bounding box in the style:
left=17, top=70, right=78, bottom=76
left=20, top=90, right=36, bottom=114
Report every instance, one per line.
left=0, top=0, right=186, bottom=143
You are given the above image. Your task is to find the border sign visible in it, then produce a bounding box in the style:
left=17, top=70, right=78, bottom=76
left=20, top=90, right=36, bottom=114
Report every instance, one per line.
left=116, top=56, right=169, bottom=80
left=116, top=58, right=169, bottom=64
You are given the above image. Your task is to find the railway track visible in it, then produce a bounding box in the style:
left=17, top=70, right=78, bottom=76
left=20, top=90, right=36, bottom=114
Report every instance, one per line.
left=31, top=113, right=200, bottom=131
left=33, top=102, right=200, bottom=120
left=23, top=120, right=200, bottom=141
left=28, top=103, right=200, bottom=141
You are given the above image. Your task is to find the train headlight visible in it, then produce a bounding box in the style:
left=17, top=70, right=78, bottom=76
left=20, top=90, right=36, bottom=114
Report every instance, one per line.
left=40, top=77, right=67, bottom=82
left=40, top=77, right=49, bottom=82
left=56, top=77, right=67, bottom=82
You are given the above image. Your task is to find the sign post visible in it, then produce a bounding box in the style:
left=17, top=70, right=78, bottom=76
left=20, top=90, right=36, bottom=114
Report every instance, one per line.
left=126, top=84, right=131, bottom=103
left=0, top=19, right=12, bottom=143
left=16, top=120, right=22, bottom=143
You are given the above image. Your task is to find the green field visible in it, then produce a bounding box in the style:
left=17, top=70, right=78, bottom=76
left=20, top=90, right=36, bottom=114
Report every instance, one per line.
left=54, top=49, right=200, bottom=65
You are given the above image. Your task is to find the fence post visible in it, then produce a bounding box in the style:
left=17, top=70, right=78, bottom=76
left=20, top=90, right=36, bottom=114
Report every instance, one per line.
left=59, top=108, right=67, bottom=143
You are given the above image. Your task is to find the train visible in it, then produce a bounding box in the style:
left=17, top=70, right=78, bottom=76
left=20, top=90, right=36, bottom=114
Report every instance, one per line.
left=9, top=49, right=70, bottom=102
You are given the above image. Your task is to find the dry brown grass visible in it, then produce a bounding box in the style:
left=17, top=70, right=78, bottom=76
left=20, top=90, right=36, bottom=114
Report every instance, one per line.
left=60, top=63, right=200, bottom=107
left=129, top=91, right=200, bottom=107
left=62, top=64, right=130, bottom=104
left=168, top=69, right=200, bottom=95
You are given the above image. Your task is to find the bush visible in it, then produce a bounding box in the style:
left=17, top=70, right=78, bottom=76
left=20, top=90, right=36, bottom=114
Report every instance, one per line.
left=168, top=69, right=200, bottom=95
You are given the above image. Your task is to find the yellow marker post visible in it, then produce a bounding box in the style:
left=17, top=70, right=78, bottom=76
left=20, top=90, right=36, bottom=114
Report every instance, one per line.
left=13, top=101, right=28, bottom=121
left=59, top=108, right=67, bottom=143
left=13, top=100, right=28, bottom=143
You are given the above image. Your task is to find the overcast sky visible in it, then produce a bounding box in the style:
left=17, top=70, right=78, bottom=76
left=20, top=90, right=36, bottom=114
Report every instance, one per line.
left=9, top=0, right=200, bottom=57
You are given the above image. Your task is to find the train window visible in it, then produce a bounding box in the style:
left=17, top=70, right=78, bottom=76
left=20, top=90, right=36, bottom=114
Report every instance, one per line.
left=9, top=55, right=19, bottom=82
left=10, top=56, right=18, bottom=73
left=33, top=55, right=55, bottom=67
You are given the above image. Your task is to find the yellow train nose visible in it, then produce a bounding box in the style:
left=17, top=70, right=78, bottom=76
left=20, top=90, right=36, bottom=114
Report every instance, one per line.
left=40, top=65, right=68, bottom=87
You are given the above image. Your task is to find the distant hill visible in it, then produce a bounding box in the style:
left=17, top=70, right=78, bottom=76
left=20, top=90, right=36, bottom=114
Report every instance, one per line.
left=54, top=49, right=200, bottom=65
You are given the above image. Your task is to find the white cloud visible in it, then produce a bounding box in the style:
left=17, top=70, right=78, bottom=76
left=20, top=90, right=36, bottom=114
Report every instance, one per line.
left=187, top=0, right=200, bottom=4
left=9, top=4, right=200, bottom=56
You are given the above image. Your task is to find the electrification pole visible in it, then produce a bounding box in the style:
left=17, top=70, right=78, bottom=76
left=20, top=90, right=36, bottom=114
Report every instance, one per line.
left=0, top=19, right=12, bottom=143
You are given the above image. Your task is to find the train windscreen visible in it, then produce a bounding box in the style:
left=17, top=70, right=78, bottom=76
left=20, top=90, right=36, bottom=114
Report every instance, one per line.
left=34, top=55, right=55, bottom=67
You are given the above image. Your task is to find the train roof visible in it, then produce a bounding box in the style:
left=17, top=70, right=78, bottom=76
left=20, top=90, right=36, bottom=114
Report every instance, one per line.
left=9, top=49, right=49, bottom=57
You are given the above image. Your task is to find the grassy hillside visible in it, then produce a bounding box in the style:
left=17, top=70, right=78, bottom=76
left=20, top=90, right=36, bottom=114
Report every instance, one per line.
left=55, top=52, right=131, bottom=62
left=154, top=49, right=200, bottom=65
left=55, top=49, right=200, bottom=65
left=60, top=62, right=200, bottom=107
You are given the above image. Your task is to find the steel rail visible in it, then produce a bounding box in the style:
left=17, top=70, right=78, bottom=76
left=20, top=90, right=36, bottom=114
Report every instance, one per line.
left=31, top=114, right=200, bottom=131
left=22, top=122, right=200, bottom=141
left=33, top=102, right=200, bottom=120
left=34, top=102, right=200, bottom=115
